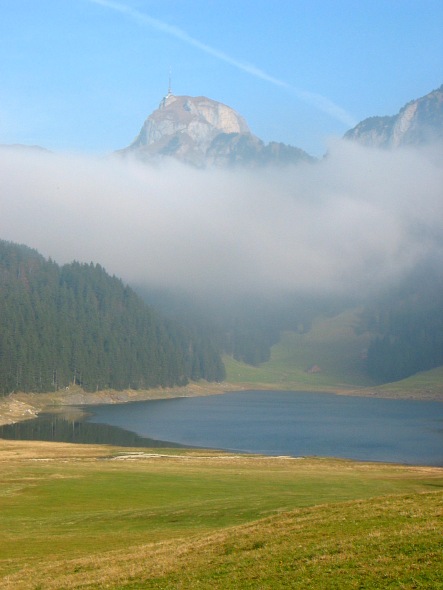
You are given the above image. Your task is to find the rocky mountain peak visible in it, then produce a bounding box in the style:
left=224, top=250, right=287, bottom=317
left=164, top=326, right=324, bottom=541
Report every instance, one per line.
left=344, top=84, right=443, bottom=148
left=119, top=92, right=314, bottom=168
left=125, top=93, right=250, bottom=164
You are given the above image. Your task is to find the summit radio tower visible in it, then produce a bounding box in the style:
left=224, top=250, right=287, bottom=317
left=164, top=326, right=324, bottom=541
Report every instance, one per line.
left=167, top=67, right=172, bottom=97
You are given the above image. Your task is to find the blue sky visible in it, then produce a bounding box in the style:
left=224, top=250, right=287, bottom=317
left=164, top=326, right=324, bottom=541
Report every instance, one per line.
left=1, top=0, right=442, bottom=156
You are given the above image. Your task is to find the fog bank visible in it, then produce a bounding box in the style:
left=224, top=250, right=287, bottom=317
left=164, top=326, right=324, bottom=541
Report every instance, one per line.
left=1, top=141, right=442, bottom=299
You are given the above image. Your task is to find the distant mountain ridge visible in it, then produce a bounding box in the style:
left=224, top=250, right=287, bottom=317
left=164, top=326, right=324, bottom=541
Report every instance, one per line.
left=344, top=84, right=443, bottom=148
left=118, top=92, right=315, bottom=167
left=4, top=85, right=442, bottom=161
left=119, top=84, right=443, bottom=167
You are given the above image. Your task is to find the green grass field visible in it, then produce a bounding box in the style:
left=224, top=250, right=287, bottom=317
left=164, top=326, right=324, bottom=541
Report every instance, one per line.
left=1, top=440, right=442, bottom=589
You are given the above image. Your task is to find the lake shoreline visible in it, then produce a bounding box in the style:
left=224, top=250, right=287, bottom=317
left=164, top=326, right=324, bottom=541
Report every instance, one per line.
left=0, top=378, right=441, bottom=427
left=0, top=381, right=244, bottom=426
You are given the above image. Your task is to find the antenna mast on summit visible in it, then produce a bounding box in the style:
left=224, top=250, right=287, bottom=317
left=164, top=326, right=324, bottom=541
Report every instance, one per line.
left=168, top=67, right=172, bottom=96
left=160, top=68, right=173, bottom=109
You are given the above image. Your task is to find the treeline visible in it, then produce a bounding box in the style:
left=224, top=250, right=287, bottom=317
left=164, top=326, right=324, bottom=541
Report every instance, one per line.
left=0, top=240, right=224, bottom=395
left=138, top=287, right=346, bottom=367
left=361, top=264, right=443, bottom=383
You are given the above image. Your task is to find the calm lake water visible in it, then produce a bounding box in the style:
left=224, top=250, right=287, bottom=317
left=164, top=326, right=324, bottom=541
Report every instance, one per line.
left=84, top=390, right=443, bottom=466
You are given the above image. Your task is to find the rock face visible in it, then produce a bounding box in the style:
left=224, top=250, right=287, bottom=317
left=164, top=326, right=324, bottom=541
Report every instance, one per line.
left=344, top=84, right=443, bottom=148
left=119, top=92, right=315, bottom=167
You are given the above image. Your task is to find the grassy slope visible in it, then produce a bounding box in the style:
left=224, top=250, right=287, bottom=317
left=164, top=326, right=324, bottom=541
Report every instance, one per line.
left=224, top=308, right=443, bottom=399
left=126, top=492, right=443, bottom=590
left=0, top=440, right=442, bottom=589
left=225, top=309, right=377, bottom=391
left=372, top=366, right=443, bottom=399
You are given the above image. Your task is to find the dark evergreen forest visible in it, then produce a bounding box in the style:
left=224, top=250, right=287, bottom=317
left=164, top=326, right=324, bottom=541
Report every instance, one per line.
left=361, top=264, right=443, bottom=383
left=0, top=240, right=225, bottom=395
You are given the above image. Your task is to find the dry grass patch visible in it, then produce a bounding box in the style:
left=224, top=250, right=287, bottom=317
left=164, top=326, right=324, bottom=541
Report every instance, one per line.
left=0, top=439, right=117, bottom=461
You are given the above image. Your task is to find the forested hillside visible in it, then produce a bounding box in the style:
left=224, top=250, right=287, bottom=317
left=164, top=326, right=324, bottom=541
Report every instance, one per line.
left=138, top=287, right=353, bottom=368
left=0, top=240, right=225, bottom=395
left=2, top=237, right=441, bottom=397
left=360, top=264, right=443, bottom=383
left=139, top=269, right=443, bottom=388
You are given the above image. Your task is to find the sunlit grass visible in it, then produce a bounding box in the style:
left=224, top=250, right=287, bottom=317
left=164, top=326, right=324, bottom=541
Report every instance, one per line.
left=0, top=440, right=442, bottom=588
left=119, top=492, right=443, bottom=590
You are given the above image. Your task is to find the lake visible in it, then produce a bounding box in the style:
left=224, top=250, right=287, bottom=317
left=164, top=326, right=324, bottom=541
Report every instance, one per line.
left=84, top=390, right=443, bottom=466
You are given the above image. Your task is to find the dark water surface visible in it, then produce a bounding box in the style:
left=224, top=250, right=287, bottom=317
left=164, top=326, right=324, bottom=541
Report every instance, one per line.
left=0, top=413, right=185, bottom=449
left=83, top=390, right=443, bottom=466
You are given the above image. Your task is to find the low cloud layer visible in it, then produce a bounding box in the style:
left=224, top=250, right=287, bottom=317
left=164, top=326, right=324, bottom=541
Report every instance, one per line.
left=1, top=141, right=442, bottom=300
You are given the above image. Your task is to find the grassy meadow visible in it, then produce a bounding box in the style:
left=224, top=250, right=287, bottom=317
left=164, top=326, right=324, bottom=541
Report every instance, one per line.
left=0, top=439, right=442, bottom=589
left=224, top=309, right=377, bottom=391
